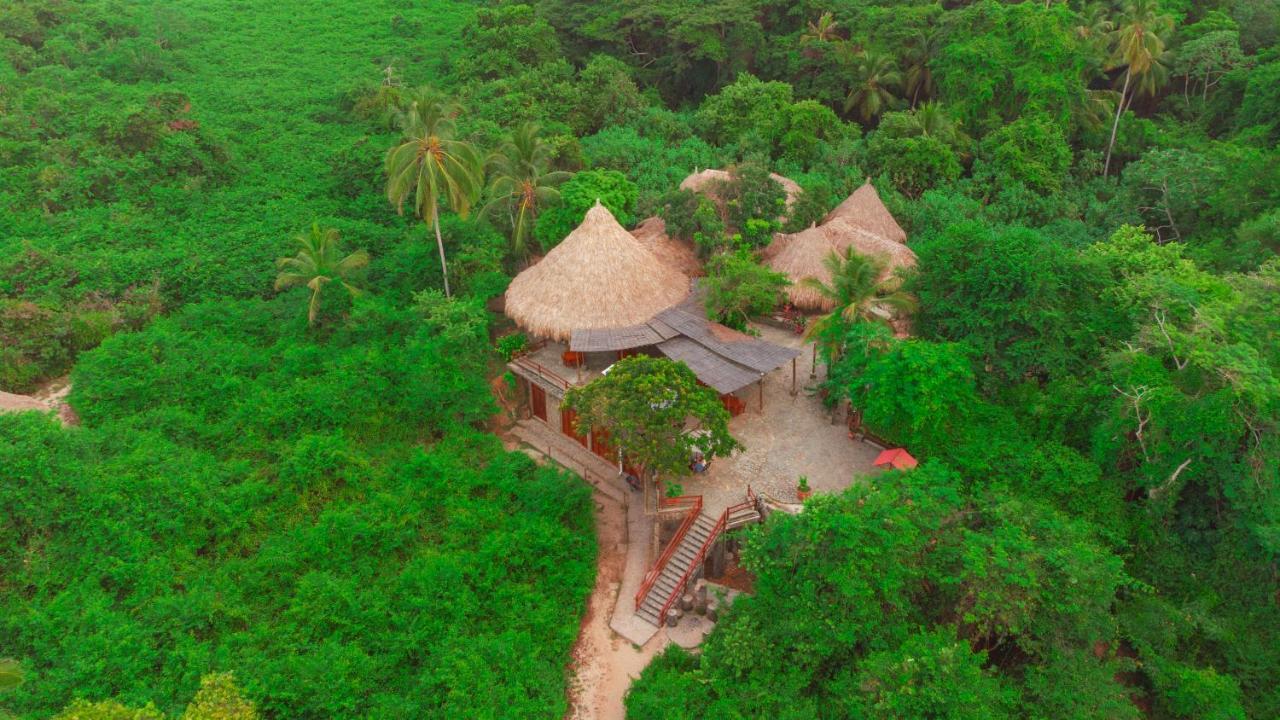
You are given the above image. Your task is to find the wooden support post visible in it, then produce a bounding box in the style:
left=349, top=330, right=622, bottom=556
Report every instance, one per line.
left=810, top=343, right=817, bottom=379
left=758, top=379, right=764, bottom=412
left=790, top=357, right=797, bottom=396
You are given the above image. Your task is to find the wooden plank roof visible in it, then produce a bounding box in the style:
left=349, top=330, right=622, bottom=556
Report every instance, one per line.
left=653, top=308, right=800, bottom=374
left=568, top=286, right=800, bottom=395
left=654, top=337, right=762, bottom=394
left=570, top=324, right=671, bottom=352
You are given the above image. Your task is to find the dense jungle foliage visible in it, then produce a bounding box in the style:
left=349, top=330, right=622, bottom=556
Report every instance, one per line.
left=1, top=0, right=1278, bottom=717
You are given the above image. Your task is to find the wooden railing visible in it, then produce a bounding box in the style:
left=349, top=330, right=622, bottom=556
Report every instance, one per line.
left=635, top=494, right=703, bottom=610
left=658, top=493, right=701, bottom=514
left=511, top=355, right=571, bottom=391
left=652, top=486, right=759, bottom=623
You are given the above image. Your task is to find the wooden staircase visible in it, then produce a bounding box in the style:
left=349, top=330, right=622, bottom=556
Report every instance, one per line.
left=635, top=489, right=762, bottom=627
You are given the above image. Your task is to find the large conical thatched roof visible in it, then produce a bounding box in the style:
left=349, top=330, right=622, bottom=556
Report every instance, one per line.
left=631, top=216, right=703, bottom=277
left=505, top=203, right=690, bottom=341
left=823, top=181, right=907, bottom=244
left=764, top=220, right=918, bottom=311
left=679, top=168, right=802, bottom=214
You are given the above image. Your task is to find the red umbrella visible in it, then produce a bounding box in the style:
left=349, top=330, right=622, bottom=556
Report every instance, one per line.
left=873, top=448, right=918, bottom=470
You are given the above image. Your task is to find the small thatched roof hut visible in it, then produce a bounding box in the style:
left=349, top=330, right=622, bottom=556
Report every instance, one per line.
left=631, top=216, right=703, bottom=277
left=762, top=225, right=840, bottom=310
left=764, top=219, right=917, bottom=311
left=679, top=168, right=802, bottom=213
left=824, top=220, right=918, bottom=277
left=823, top=181, right=907, bottom=244
left=505, top=203, right=690, bottom=341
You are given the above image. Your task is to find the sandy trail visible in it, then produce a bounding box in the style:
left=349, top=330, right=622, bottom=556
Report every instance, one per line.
left=566, top=495, right=667, bottom=720
left=0, top=376, right=76, bottom=425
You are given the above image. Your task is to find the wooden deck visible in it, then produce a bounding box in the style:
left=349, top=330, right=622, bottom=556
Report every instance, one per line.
left=512, top=419, right=631, bottom=503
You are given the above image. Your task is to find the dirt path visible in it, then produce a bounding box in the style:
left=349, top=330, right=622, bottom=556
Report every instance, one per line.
left=566, top=495, right=667, bottom=720
left=0, top=376, right=76, bottom=426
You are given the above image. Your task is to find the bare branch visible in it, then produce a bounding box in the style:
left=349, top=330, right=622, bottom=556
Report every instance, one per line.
left=1148, top=457, right=1192, bottom=501
left=1113, top=384, right=1153, bottom=462
left=1153, top=308, right=1188, bottom=370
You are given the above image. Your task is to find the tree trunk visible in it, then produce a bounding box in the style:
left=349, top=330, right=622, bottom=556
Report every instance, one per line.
left=432, top=201, right=452, bottom=298
left=1103, top=68, right=1131, bottom=178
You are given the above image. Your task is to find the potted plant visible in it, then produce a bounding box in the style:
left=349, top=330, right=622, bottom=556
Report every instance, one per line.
left=796, top=475, right=812, bottom=501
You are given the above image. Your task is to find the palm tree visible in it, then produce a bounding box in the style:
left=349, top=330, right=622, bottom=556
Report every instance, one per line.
left=802, top=247, right=917, bottom=358
left=844, top=52, right=902, bottom=123
left=385, top=87, right=483, bottom=297
left=902, top=29, right=940, bottom=108
left=482, top=123, right=572, bottom=260
left=1075, top=2, right=1115, bottom=51
left=911, top=102, right=960, bottom=144
left=275, top=224, right=369, bottom=326
left=1103, top=0, right=1172, bottom=176
left=800, top=12, right=841, bottom=45
left=1071, top=87, right=1121, bottom=134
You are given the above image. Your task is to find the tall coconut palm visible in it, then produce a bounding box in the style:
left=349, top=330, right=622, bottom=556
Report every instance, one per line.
left=482, top=123, right=572, bottom=260
left=275, top=224, right=369, bottom=326
left=385, top=87, right=483, bottom=297
left=844, top=52, right=902, bottom=123
left=1103, top=0, right=1172, bottom=176
left=902, top=29, right=940, bottom=108
left=802, top=247, right=917, bottom=357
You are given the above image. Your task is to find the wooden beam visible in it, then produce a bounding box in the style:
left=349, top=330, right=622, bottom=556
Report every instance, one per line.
left=758, top=378, right=764, bottom=412
left=791, top=357, right=797, bottom=396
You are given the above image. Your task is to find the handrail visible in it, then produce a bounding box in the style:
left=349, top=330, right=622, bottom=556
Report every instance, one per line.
left=658, top=493, right=701, bottom=513
left=511, top=356, right=571, bottom=390
left=645, top=486, right=760, bottom=623
left=635, top=495, right=702, bottom=610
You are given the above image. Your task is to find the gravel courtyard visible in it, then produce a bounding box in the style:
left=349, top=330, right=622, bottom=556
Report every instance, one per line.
left=682, top=324, right=882, bottom=514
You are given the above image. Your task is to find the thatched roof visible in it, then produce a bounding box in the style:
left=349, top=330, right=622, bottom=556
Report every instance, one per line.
left=631, top=216, right=703, bottom=277
left=764, top=220, right=918, bottom=311
left=823, top=181, right=907, bottom=244
left=505, top=203, right=690, bottom=341
left=825, top=220, right=918, bottom=277
left=763, top=225, right=841, bottom=310
left=679, top=168, right=802, bottom=214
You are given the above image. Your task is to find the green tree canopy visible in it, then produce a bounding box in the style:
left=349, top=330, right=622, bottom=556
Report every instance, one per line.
left=532, top=169, right=637, bottom=251
left=701, top=250, right=789, bottom=331
left=562, top=356, right=740, bottom=480
left=627, top=465, right=1134, bottom=719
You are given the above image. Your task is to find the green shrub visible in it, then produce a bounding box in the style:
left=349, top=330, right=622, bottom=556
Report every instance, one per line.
left=496, top=332, right=529, bottom=361
left=533, top=169, right=637, bottom=251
